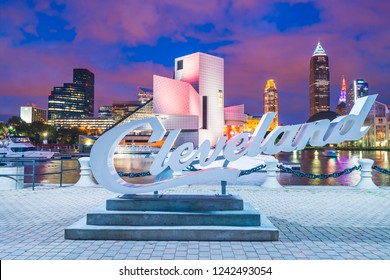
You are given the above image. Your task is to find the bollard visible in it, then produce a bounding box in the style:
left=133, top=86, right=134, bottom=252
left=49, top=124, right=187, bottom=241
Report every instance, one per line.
left=261, top=158, right=283, bottom=188
left=74, top=157, right=98, bottom=187
left=355, top=159, right=378, bottom=189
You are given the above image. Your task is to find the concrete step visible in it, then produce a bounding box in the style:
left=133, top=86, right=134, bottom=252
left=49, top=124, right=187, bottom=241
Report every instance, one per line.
left=87, top=203, right=260, bottom=226
left=106, top=194, right=244, bottom=212
left=65, top=195, right=280, bottom=241
left=65, top=217, right=279, bottom=241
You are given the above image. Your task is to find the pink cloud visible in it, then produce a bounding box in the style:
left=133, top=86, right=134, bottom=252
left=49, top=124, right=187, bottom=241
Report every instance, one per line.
left=0, top=0, right=389, bottom=124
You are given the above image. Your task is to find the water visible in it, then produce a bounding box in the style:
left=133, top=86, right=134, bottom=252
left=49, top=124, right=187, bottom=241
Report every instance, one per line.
left=18, top=150, right=390, bottom=187
left=276, top=150, right=389, bottom=186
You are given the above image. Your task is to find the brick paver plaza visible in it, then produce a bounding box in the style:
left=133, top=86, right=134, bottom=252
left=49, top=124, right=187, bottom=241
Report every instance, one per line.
left=1, top=184, right=389, bottom=260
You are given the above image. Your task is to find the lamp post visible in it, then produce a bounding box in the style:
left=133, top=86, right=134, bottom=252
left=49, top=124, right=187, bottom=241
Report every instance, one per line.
left=43, top=132, right=48, bottom=145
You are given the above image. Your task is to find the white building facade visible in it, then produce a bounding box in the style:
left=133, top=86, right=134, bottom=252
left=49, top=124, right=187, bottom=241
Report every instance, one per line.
left=174, top=52, right=225, bottom=146
left=20, top=105, right=47, bottom=123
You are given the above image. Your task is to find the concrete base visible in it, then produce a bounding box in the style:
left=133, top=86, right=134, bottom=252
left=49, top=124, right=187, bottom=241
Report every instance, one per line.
left=65, top=194, right=279, bottom=241
left=107, top=194, right=244, bottom=211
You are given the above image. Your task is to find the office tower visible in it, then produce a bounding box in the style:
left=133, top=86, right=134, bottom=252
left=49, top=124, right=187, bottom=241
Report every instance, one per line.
left=346, top=79, right=369, bottom=113
left=264, top=79, right=278, bottom=130
left=73, top=69, right=95, bottom=117
left=138, top=87, right=153, bottom=103
left=335, top=76, right=347, bottom=116
left=174, top=52, right=224, bottom=145
left=48, top=68, right=94, bottom=122
left=20, top=105, right=47, bottom=123
left=309, top=42, right=330, bottom=117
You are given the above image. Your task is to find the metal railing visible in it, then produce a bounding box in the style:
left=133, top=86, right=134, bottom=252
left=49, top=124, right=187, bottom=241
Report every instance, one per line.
left=0, top=158, right=79, bottom=190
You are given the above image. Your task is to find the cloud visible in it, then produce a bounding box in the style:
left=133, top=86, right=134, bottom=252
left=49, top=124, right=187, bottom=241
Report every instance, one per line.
left=0, top=0, right=389, bottom=125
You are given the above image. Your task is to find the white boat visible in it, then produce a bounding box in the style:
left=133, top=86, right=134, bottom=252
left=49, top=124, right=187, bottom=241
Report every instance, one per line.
left=322, top=149, right=338, bottom=157
left=0, top=136, right=55, bottom=160
left=115, top=144, right=153, bottom=154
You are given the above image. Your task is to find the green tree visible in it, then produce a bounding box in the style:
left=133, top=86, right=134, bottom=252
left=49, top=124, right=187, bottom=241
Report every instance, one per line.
left=57, top=127, right=81, bottom=144
left=6, top=116, right=28, bottom=135
left=28, top=121, right=48, bottom=143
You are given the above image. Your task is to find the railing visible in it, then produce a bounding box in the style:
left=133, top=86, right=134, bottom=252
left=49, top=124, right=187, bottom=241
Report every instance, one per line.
left=2, top=156, right=388, bottom=191
left=117, top=158, right=389, bottom=192
left=0, top=158, right=79, bottom=190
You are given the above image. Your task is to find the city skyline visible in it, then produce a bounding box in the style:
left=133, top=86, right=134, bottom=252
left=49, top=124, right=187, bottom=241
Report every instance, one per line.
left=1, top=0, right=389, bottom=124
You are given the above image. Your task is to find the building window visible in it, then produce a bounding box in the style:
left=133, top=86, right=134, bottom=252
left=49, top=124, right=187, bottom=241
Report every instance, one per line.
left=177, top=60, right=183, bottom=70
left=218, top=90, right=223, bottom=108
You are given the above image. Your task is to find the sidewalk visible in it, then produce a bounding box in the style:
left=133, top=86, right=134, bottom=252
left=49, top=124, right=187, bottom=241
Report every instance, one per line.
left=1, top=184, right=389, bottom=260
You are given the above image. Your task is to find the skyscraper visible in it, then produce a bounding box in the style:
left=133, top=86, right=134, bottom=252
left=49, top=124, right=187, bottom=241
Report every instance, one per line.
left=264, top=79, right=278, bottom=131
left=309, top=42, right=330, bottom=117
left=73, top=68, right=95, bottom=117
left=335, top=76, right=347, bottom=116
left=48, top=68, right=94, bottom=122
left=346, top=79, right=368, bottom=113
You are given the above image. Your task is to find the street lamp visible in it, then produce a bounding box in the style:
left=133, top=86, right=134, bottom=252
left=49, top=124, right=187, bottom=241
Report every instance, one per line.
left=43, top=132, right=48, bottom=144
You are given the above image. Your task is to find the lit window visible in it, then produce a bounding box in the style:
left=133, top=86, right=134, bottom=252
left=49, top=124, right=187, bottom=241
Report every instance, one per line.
left=218, top=90, right=223, bottom=108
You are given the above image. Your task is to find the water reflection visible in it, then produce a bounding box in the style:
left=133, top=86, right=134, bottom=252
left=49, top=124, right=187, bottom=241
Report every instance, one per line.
left=114, top=150, right=389, bottom=187
left=20, top=150, right=390, bottom=187
left=114, top=154, right=156, bottom=184
left=276, top=150, right=389, bottom=186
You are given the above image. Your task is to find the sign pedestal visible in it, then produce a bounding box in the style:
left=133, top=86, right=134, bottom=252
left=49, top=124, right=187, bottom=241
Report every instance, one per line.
left=65, top=194, right=279, bottom=241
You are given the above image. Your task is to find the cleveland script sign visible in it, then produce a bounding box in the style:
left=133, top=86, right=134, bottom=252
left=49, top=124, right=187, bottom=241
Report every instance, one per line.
left=90, top=95, right=377, bottom=194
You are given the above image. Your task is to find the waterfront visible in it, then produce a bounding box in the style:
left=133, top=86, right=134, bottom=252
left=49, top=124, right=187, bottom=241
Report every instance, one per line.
left=17, top=149, right=390, bottom=187
left=1, top=184, right=390, bottom=261
left=276, top=149, right=389, bottom=186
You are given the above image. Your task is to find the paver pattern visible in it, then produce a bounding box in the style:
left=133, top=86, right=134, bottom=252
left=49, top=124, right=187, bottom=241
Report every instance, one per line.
left=1, top=184, right=389, bottom=260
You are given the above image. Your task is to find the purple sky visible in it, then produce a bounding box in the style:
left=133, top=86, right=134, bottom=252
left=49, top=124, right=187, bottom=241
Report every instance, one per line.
left=1, top=0, right=389, bottom=124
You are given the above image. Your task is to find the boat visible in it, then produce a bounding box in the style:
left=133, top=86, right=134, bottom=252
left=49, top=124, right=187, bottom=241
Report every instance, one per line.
left=0, top=136, right=55, bottom=160
left=322, top=148, right=338, bottom=157
left=115, top=144, right=153, bottom=154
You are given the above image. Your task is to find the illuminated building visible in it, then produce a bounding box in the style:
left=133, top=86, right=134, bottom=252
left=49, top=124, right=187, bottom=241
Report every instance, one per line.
left=264, top=79, right=278, bottom=130
left=73, top=69, right=94, bottom=117
left=53, top=118, right=114, bottom=131
left=119, top=99, right=154, bottom=125
left=116, top=52, right=234, bottom=147
left=115, top=99, right=198, bottom=148
left=20, top=105, right=47, bottom=123
left=98, top=106, right=113, bottom=118
left=153, top=75, right=200, bottom=146
left=362, top=101, right=389, bottom=148
left=224, top=104, right=247, bottom=139
left=48, top=69, right=94, bottom=122
left=346, top=79, right=368, bottom=113
left=244, top=115, right=261, bottom=134
left=112, top=100, right=142, bottom=122
left=174, top=52, right=225, bottom=146
left=138, top=87, right=153, bottom=103
left=309, top=42, right=330, bottom=117
left=335, top=76, right=347, bottom=116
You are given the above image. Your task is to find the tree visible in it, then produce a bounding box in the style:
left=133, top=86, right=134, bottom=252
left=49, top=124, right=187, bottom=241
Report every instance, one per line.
left=57, top=127, right=81, bottom=144
left=6, top=116, right=28, bottom=135
left=0, top=122, right=6, bottom=139
left=28, top=121, right=47, bottom=143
